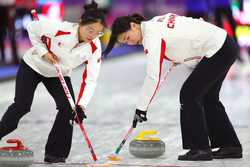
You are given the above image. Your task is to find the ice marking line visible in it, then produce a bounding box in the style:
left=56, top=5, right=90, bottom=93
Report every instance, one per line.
left=33, top=161, right=190, bottom=167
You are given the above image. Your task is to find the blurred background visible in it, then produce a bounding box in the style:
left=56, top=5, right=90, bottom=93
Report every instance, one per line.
left=0, top=0, right=250, bottom=81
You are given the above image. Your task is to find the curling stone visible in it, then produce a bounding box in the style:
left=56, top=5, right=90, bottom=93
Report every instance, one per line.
left=129, top=130, right=165, bottom=158
left=0, top=139, right=33, bottom=167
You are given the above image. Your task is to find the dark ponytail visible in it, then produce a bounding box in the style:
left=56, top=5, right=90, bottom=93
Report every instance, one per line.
left=103, top=13, right=145, bottom=57
left=80, top=0, right=105, bottom=26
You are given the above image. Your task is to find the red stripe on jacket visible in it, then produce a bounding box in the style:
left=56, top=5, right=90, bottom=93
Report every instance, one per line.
left=146, top=39, right=166, bottom=110
left=55, top=30, right=71, bottom=37
left=90, top=41, right=97, bottom=54
left=77, top=68, right=87, bottom=105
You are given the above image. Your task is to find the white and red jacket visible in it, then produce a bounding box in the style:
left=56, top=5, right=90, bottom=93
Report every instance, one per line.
left=23, top=19, right=102, bottom=108
left=137, top=13, right=227, bottom=111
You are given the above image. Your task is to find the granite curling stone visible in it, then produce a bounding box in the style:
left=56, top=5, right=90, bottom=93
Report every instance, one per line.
left=129, top=130, right=165, bottom=158
left=0, top=139, right=33, bottom=167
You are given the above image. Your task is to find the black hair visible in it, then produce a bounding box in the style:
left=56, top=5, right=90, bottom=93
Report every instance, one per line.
left=103, top=13, right=146, bottom=57
left=80, top=0, right=105, bottom=26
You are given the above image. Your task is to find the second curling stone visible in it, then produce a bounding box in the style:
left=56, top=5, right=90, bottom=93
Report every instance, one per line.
left=129, top=130, right=165, bottom=158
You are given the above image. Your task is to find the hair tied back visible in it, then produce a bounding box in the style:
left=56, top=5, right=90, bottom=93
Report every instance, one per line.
left=84, top=0, right=98, bottom=11
left=131, top=13, right=146, bottom=23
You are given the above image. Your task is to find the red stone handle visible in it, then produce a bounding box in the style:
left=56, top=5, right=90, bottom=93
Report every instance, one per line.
left=0, top=139, right=27, bottom=150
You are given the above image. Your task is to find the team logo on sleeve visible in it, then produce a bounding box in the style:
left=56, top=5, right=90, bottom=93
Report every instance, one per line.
left=58, top=42, right=62, bottom=47
left=167, top=14, right=177, bottom=29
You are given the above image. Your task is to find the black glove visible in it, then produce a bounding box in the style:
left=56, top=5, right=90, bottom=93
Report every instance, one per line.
left=132, top=109, right=147, bottom=128
left=74, top=105, right=87, bottom=124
